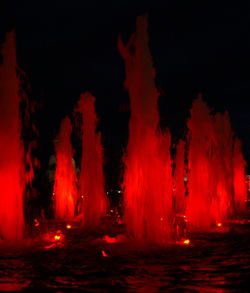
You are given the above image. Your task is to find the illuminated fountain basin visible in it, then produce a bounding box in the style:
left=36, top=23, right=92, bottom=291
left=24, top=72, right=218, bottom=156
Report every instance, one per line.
left=0, top=219, right=249, bottom=292
left=0, top=20, right=248, bottom=293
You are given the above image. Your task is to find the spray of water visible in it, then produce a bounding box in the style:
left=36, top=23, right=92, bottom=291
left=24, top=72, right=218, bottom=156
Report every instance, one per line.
left=186, top=95, right=247, bottom=230
left=119, top=15, right=173, bottom=244
left=75, top=92, right=107, bottom=229
left=53, top=116, right=78, bottom=219
left=0, top=31, right=29, bottom=241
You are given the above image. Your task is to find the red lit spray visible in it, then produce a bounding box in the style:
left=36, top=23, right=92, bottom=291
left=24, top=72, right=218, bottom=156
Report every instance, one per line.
left=119, top=15, right=173, bottom=244
left=186, top=95, right=247, bottom=230
left=0, top=31, right=34, bottom=241
left=75, top=93, right=107, bottom=228
left=53, top=117, right=77, bottom=219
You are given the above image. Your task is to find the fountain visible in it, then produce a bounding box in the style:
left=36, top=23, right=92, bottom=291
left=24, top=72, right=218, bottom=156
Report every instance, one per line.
left=0, top=31, right=26, bottom=241
left=74, top=92, right=107, bottom=228
left=53, top=116, right=78, bottom=219
left=186, top=95, right=247, bottom=230
left=119, top=15, right=173, bottom=244
left=173, top=139, right=186, bottom=215
left=0, top=15, right=249, bottom=293
left=233, top=137, right=247, bottom=214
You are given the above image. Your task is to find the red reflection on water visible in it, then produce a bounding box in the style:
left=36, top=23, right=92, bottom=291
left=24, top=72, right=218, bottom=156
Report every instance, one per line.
left=119, top=15, right=172, bottom=244
left=44, top=243, right=57, bottom=250
left=53, top=117, right=77, bottom=219
left=74, top=93, right=107, bottom=228
left=101, top=250, right=108, bottom=257
left=44, top=230, right=64, bottom=249
left=176, top=239, right=190, bottom=245
left=0, top=278, right=30, bottom=292
left=34, top=219, right=39, bottom=227
left=103, top=235, right=117, bottom=244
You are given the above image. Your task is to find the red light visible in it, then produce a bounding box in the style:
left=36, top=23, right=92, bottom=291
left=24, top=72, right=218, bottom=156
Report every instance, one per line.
left=54, top=235, right=61, bottom=241
left=53, top=117, right=78, bottom=220
left=183, top=239, right=190, bottom=245
left=44, top=243, right=56, bottom=250
left=66, top=224, right=71, bottom=229
left=34, top=219, right=39, bottom=227
left=217, top=223, right=222, bottom=227
left=103, top=235, right=117, bottom=243
left=101, top=250, right=108, bottom=257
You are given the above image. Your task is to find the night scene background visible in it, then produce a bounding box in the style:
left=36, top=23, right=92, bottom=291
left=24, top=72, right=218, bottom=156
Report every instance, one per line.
left=0, top=1, right=249, bottom=292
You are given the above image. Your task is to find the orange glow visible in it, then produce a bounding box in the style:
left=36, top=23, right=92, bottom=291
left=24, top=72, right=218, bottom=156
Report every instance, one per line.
left=54, top=235, right=61, bottom=241
left=176, top=239, right=191, bottom=245
left=183, top=239, right=190, bottom=245
left=34, top=219, right=40, bottom=227
left=217, top=223, right=222, bottom=227
left=101, top=250, right=108, bottom=257
left=103, top=235, right=117, bottom=243
left=66, top=224, right=71, bottom=229
left=53, top=230, right=62, bottom=241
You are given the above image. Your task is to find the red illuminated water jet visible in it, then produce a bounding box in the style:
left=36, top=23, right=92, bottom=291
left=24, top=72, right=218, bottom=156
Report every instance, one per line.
left=186, top=95, right=247, bottom=231
left=74, top=92, right=107, bottom=229
left=233, top=138, right=248, bottom=214
left=173, top=140, right=186, bottom=214
left=53, top=117, right=78, bottom=219
left=0, top=31, right=33, bottom=242
left=119, top=15, right=173, bottom=244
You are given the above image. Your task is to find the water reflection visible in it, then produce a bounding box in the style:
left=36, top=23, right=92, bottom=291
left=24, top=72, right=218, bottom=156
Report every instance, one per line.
left=0, top=225, right=249, bottom=292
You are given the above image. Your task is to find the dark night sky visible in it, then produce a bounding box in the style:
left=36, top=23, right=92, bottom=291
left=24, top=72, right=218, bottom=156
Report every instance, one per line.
left=0, top=1, right=249, bottom=182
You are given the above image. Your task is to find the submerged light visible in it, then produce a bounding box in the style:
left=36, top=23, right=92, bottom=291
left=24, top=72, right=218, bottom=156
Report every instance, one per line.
left=34, top=219, right=40, bottom=227
left=54, top=235, right=61, bottom=241
left=103, top=235, right=117, bottom=243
